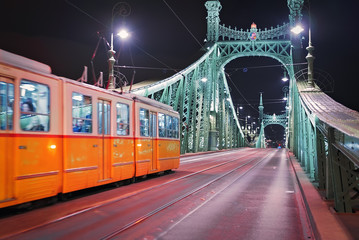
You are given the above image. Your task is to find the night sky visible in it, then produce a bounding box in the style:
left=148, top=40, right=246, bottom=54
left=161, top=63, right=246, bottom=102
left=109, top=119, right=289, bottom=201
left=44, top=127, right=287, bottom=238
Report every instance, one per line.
left=1, top=0, right=358, bottom=141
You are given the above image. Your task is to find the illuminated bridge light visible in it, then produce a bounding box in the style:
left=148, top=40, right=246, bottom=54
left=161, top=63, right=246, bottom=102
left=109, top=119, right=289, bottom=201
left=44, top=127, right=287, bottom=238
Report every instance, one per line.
left=291, top=25, right=304, bottom=34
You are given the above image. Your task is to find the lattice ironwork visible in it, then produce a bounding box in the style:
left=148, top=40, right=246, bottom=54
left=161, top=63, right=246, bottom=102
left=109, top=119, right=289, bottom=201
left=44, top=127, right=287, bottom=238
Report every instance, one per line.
left=263, top=113, right=288, bottom=128
left=131, top=1, right=300, bottom=154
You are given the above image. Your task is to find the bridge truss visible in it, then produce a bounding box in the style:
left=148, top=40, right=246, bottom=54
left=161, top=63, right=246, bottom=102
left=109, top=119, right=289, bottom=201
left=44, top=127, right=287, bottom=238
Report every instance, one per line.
left=132, top=1, right=295, bottom=154
left=130, top=0, right=359, bottom=212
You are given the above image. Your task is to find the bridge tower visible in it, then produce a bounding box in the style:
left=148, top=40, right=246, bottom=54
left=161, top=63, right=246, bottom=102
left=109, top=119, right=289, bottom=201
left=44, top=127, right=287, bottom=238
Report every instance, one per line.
left=131, top=0, right=305, bottom=154
left=205, top=1, right=222, bottom=42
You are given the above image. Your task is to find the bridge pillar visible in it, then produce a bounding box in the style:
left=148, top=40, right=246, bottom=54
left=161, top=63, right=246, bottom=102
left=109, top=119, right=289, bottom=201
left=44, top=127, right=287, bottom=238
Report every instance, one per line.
left=258, top=92, right=264, bottom=123
left=208, top=130, right=218, bottom=151
left=208, top=110, right=218, bottom=151
left=205, top=1, right=222, bottom=42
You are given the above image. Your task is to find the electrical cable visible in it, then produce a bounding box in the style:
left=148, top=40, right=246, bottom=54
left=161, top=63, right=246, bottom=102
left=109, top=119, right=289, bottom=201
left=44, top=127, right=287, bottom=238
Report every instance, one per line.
left=162, top=0, right=203, bottom=48
left=65, top=0, right=108, bottom=28
left=114, top=65, right=180, bottom=72
left=65, top=0, right=180, bottom=80
left=225, top=72, right=259, bottom=113
left=226, top=62, right=307, bottom=76
left=132, top=42, right=178, bottom=73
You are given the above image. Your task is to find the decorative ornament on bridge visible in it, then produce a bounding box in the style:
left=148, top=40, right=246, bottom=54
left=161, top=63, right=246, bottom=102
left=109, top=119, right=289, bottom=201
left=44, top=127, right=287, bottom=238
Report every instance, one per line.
left=282, top=86, right=289, bottom=93
left=249, top=22, right=258, bottom=41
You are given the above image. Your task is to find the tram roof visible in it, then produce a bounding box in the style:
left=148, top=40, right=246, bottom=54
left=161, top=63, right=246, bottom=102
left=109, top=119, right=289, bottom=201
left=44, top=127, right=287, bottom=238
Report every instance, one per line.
left=0, top=49, right=52, bottom=75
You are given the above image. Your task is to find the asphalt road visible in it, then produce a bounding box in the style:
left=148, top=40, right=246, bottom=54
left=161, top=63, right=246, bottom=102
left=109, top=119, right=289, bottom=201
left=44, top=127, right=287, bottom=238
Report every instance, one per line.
left=0, top=148, right=313, bottom=240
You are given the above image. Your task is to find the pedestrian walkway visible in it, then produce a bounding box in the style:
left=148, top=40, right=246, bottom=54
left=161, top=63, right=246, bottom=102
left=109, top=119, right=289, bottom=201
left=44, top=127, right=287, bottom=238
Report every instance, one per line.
left=288, top=151, right=358, bottom=240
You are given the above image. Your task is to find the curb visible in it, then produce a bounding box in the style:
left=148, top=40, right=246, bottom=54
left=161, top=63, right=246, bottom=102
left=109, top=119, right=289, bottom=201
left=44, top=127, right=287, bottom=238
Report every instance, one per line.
left=287, top=151, right=353, bottom=240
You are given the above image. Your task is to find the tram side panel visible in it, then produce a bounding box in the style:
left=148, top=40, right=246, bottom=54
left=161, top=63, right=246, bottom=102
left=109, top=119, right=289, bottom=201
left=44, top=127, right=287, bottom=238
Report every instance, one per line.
left=62, top=82, right=137, bottom=193
left=112, top=99, right=135, bottom=181
left=134, top=103, right=152, bottom=176
left=0, top=65, right=63, bottom=208
left=157, top=112, right=180, bottom=171
left=63, top=83, right=102, bottom=193
left=0, top=75, right=16, bottom=207
left=134, top=101, right=180, bottom=177
left=15, top=71, right=63, bottom=205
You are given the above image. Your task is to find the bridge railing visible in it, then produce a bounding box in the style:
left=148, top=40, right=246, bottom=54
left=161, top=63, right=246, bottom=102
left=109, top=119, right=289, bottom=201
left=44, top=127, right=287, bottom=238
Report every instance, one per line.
left=218, top=22, right=290, bottom=41
left=292, top=78, right=359, bottom=213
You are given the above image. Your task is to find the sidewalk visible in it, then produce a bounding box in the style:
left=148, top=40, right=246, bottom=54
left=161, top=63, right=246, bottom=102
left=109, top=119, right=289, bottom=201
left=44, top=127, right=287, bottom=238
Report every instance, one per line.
left=288, top=151, right=358, bottom=240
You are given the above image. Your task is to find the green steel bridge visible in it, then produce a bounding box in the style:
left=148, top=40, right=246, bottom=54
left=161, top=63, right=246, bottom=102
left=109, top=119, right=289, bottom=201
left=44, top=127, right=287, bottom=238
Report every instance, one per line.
left=126, top=1, right=359, bottom=213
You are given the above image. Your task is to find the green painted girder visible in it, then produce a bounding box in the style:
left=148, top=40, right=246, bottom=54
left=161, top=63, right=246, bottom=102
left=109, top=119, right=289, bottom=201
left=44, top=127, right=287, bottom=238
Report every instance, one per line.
left=292, top=79, right=359, bottom=213
left=131, top=1, right=302, bottom=153
left=262, top=113, right=288, bottom=129
left=130, top=2, right=358, bottom=215
left=131, top=42, right=249, bottom=153
left=216, top=41, right=292, bottom=65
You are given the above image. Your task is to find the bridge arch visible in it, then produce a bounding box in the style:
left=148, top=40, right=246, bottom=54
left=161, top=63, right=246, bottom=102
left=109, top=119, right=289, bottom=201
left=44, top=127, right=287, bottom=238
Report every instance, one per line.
left=215, top=41, right=295, bottom=81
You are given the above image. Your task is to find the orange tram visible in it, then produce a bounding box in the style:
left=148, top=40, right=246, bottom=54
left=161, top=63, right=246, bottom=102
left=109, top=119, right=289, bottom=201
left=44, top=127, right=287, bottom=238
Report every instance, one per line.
left=0, top=49, right=180, bottom=209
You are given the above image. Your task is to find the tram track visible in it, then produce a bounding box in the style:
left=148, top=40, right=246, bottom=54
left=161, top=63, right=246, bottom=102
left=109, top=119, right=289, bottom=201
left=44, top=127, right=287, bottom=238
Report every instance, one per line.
left=180, top=148, right=248, bottom=164
left=101, top=149, right=274, bottom=239
left=2, top=149, right=270, bottom=239
left=116, top=148, right=312, bottom=240
left=43, top=150, right=259, bottom=220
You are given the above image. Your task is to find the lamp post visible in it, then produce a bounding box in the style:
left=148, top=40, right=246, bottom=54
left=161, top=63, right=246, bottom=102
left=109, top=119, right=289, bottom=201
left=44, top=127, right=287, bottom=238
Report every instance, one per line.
left=108, top=2, right=131, bottom=90
left=290, top=0, right=314, bottom=88
left=305, top=0, right=315, bottom=88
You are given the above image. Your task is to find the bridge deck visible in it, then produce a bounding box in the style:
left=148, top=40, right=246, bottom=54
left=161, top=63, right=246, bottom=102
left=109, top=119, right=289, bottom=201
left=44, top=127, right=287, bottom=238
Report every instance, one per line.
left=0, top=149, right=356, bottom=239
left=297, top=81, right=359, bottom=138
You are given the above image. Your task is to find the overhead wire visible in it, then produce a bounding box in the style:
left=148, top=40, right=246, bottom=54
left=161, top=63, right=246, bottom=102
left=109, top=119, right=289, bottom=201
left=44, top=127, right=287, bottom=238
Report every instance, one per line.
left=226, top=62, right=307, bottom=76
left=132, top=42, right=179, bottom=73
left=162, top=0, right=203, bottom=48
left=225, top=72, right=260, bottom=114
left=65, top=0, right=179, bottom=76
left=114, top=65, right=180, bottom=72
left=65, top=0, right=108, bottom=28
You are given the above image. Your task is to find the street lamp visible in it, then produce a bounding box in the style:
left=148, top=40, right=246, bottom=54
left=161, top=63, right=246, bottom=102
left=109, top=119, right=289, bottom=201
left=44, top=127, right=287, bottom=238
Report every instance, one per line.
left=290, top=0, right=315, bottom=88
left=117, top=29, right=130, bottom=39
left=290, top=25, right=304, bottom=35
left=281, top=71, right=289, bottom=82
left=108, top=2, right=131, bottom=90
left=108, top=28, right=130, bottom=89
left=201, top=77, right=208, bottom=82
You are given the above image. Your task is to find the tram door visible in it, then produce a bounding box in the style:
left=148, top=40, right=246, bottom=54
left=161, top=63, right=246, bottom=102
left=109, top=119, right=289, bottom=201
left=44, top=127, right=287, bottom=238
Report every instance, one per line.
left=149, top=112, right=158, bottom=171
left=0, top=78, right=14, bottom=201
left=98, top=100, right=111, bottom=181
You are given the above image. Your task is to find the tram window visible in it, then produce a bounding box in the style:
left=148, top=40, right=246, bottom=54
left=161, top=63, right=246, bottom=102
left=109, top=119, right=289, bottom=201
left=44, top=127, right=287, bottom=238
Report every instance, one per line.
left=72, top=92, right=92, bottom=133
left=139, top=108, right=149, bottom=137
left=116, top=103, right=129, bottom=135
left=165, top=115, right=173, bottom=138
left=98, top=101, right=110, bottom=135
left=0, top=81, right=14, bottom=130
left=20, top=80, right=50, bottom=131
left=173, top=117, right=179, bottom=139
left=158, top=113, right=166, bottom=137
